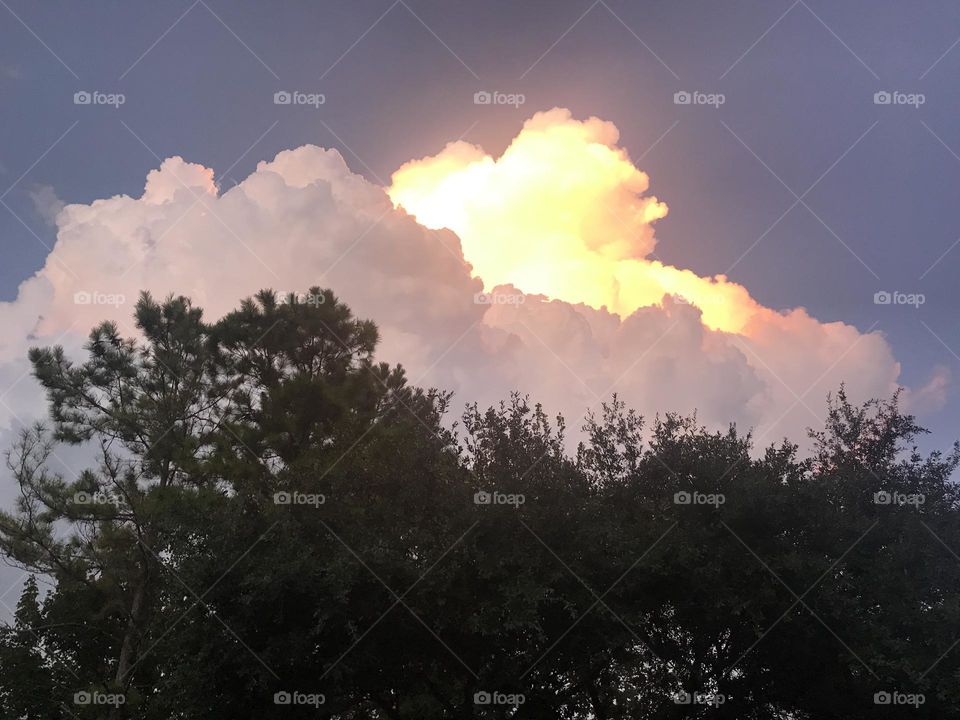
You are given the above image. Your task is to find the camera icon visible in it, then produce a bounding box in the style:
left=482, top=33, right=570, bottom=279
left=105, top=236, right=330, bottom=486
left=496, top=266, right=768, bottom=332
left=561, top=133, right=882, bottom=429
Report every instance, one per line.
left=873, top=491, right=892, bottom=505
left=873, top=91, right=892, bottom=105
left=473, top=691, right=492, bottom=704
left=273, top=492, right=291, bottom=505
left=73, top=91, right=92, bottom=105
left=274, top=91, right=292, bottom=105
left=673, top=491, right=691, bottom=505
left=473, top=292, right=492, bottom=305
left=274, top=691, right=292, bottom=705
left=873, top=291, right=891, bottom=305
left=73, top=290, right=92, bottom=305
left=474, top=490, right=492, bottom=505
left=73, top=691, right=92, bottom=705
left=74, top=491, right=91, bottom=504
left=874, top=691, right=892, bottom=705
left=673, top=91, right=691, bottom=105
left=474, top=91, right=492, bottom=105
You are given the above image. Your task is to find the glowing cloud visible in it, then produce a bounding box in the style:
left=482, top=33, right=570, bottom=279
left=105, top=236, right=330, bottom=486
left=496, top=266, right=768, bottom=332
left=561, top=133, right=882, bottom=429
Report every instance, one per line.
left=0, top=111, right=945, bottom=481
left=391, top=107, right=769, bottom=334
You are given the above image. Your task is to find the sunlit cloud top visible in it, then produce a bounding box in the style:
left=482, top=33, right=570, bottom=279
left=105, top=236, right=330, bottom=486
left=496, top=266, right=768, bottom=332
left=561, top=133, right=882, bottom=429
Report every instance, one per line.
left=390, top=107, right=767, bottom=334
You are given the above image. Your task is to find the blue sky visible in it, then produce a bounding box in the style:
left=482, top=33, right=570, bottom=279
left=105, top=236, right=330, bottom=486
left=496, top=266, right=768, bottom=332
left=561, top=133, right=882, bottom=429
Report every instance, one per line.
left=2, top=0, right=960, bottom=448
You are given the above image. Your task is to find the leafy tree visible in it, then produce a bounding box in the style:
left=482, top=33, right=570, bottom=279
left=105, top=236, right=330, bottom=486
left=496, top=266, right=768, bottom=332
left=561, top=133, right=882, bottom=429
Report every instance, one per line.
left=0, top=289, right=958, bottom=719
left=0, top=575, right=60, bottom=718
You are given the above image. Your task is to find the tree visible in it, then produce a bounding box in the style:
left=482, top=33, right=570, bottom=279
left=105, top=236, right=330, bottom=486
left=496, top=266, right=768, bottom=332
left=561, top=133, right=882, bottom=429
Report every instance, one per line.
left=0, top=575, right=61, bottom=718
left=0, top=289, right=957, bottom=719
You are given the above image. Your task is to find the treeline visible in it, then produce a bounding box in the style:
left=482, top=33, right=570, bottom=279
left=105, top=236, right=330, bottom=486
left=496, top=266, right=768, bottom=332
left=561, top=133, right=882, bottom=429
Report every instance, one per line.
left=0, top=289, right=957, bottom=719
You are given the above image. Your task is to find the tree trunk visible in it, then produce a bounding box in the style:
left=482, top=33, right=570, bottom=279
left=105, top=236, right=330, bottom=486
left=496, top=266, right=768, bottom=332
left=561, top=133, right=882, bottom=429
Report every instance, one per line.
left=110, top=547, right=152, bottom=719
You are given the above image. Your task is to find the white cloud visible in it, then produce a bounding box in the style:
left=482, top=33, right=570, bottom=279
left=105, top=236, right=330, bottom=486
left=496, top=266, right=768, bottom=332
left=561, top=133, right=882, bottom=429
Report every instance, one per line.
left=0, top=114, right=943, bottom=479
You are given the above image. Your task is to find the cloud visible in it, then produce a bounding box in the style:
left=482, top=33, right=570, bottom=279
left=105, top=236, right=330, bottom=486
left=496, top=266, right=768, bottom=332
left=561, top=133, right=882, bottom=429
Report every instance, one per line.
left=390, top=108, right=669, bottom=322
left=28, top=184, right=65, bottom=227
left=0, top=109, right=944, bottom=475
left=389, top=108, right=945, bottom=438
left=390, top=107, right=778, bottom=335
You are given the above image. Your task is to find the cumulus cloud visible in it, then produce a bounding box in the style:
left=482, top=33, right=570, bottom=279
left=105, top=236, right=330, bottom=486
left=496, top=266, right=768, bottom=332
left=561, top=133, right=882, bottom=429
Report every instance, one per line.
left=0, top=148, right=486, bottom=433
left=0, top=108, right=944, bottom=479
left=390, top=108, right=668, bottom=320
left=389, top=108, right=944, bottom=438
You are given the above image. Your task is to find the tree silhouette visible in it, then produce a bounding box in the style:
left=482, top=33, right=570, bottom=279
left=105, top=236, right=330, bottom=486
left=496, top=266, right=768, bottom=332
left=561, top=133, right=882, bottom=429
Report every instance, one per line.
left=0, top=289, right=957, bottom=719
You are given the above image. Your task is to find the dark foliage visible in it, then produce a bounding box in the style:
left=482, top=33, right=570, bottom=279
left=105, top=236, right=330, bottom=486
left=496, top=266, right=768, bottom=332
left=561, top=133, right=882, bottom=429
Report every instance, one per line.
left=0, top=289, right=957, bottom=719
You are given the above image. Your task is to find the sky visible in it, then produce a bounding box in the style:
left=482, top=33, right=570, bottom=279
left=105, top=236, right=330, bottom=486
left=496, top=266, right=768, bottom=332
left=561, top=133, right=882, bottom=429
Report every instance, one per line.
left=2, top=0, right=960, bottom=465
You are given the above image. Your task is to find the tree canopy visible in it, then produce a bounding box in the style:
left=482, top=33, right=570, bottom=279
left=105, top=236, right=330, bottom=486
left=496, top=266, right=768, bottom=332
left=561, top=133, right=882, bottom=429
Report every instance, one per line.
left=0, top=288, right=957, bottom=719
